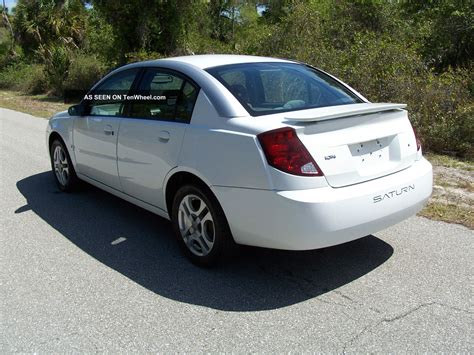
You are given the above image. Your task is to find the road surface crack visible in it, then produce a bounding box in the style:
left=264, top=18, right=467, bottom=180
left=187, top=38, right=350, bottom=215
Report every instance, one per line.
left=333, top=289, right=382, bottom=314
left=341, top=301, right=472, bottom=352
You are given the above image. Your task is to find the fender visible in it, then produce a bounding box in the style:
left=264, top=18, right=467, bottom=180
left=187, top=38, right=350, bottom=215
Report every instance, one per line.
left=47, top=111, right=77, bottom=167
left=162, top=166, right=215, bottom=208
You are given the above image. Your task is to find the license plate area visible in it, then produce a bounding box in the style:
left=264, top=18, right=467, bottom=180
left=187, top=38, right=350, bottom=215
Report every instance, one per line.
left=349, top=137, right=393, bottom=174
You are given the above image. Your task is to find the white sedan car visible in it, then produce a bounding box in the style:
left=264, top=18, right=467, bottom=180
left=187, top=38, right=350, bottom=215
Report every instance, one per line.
left=47, top=55, right=432, bottom=266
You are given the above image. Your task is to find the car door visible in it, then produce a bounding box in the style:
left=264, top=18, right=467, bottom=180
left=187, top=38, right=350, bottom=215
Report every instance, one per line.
left=73, top=69, right=140, bottom=190
left=117, top=68, right=199, bottom=210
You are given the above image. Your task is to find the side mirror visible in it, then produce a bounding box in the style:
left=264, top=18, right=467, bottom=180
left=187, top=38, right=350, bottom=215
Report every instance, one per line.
left=68, top=104, right=86, bottom=116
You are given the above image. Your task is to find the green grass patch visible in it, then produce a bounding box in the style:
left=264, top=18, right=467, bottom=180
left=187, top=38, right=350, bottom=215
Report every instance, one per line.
left=0, top=90, right=69, bottom=118
left=425, top=153, right=474, bottom=171
left=419, top=202, right=473, bottom=230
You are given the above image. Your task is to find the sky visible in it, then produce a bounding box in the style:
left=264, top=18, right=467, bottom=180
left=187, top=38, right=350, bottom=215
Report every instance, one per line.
left=3, top=0, right=16, bottom=12
left=4, top=0, right=16, bottom=8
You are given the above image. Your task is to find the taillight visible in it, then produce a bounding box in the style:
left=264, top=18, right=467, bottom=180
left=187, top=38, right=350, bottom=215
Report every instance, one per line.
left=257, top=127, right=323, bottom=176
left=412, top=126, right=421, bottom=151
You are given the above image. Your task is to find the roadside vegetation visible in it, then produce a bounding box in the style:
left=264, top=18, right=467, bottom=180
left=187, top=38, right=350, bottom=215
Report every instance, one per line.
left=0, top=90, right=68, bottom=118
left=420, top=154, right=473, bottom=229
left=0, top=1, right=472, bottom=227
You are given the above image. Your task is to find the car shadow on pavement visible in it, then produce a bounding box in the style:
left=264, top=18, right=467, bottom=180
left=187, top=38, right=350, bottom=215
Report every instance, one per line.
left=16, top=172, right=394, bottom=312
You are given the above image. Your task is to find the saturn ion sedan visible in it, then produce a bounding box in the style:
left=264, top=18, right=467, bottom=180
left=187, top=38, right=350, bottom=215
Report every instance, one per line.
left=47, top=55, right=433, bottom=266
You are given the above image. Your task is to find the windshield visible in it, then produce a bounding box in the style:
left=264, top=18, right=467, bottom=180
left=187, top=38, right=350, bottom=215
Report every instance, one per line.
left=206, top=62, right=363, bottom=116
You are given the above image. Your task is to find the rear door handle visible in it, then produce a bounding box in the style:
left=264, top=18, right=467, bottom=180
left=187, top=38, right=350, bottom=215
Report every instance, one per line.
left=158, top=130, right=170, bottom=142
left=104, top=125, right=114, bottom=136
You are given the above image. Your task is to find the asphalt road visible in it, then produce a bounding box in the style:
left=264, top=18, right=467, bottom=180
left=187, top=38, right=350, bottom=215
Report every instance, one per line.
left=1, top=108, right=473, bottom=352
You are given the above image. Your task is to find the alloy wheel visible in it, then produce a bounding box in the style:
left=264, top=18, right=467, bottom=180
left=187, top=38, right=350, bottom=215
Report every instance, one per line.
left=53, top=145, right=69, bottom=186
left=177, top=194, right=215, bottom=256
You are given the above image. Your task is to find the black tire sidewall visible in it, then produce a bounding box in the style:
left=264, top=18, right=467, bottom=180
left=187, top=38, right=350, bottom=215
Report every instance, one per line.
left=171, top=184, right=231, bottom=267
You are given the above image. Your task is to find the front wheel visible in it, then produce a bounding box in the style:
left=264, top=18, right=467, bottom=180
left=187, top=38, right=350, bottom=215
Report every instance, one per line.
left=50, top=139, right=78, bottom=192
left=171, top=185, right=234, bottom=266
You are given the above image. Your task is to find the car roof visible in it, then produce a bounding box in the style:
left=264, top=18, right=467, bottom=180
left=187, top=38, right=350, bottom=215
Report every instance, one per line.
left=149, top=54, right=295, bottom=69
left=97, top=55, right=301, bottom=118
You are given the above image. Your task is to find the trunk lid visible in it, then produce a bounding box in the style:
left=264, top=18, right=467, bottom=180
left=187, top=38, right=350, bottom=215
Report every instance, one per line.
left=285, top=103, right=418, bottom=188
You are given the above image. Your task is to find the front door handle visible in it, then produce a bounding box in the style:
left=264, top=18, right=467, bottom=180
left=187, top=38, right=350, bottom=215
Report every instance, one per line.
left=104, top=125, right=114, bottom=136
left=158, top=130, right=170, bottom=142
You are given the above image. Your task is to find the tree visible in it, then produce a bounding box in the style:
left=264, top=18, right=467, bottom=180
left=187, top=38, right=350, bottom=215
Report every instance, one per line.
left=13, top=0, right=87, bottom=58
left=91, top=0, right=203, bottom=62
left=1, top=0, right=18, bottom=59
left=260, top=0, right=296, bottom=23
left=401, top=0, right=474, bottom=70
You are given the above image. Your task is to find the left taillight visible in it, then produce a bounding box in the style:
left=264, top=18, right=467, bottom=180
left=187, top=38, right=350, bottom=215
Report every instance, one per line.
left=257, top=127, right=323, bottom=177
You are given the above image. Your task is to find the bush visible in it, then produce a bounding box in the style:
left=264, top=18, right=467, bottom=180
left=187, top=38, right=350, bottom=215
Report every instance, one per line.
left=0, top=63, right=47, bottom=94
left=84, top=8, right=117, bottom=64
left=0, top=63, right=23, bottom=89
left=124, top=50, right=164, bottom=63
left=42, top=45, right=71, bottom=96
left=408, top=69, right=473, bottom=158
left=64, top=53, right=107, bottom=92
left=254, top=3, right=473, bottom=158
left=21, top=64, right=48, bottom=94
left=0, top=52, right=107, bottom=97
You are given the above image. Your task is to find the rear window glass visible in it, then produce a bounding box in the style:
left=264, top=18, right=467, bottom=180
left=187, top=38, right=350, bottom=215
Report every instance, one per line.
left=207, top=62, right=362, bottom=116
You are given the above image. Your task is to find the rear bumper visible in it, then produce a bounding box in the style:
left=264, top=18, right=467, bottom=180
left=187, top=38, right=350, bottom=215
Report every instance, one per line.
left=213, top=157, right=432, bottom=250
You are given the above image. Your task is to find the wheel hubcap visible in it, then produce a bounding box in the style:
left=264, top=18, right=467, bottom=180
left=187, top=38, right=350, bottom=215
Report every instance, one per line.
left=53, top=145, right=69, bottom=186
left=178, top=194, right=215, bottom=256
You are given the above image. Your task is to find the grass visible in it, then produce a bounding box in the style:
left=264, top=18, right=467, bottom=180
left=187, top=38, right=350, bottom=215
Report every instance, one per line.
left=421, top=154, right=473, bottom=229
left=0, top=90, right=69, bottom=118
left=420, top=202, right=472, bottom=229
left=425, top=153, right=474, bottom=172
left=0, top=89, right=472, bottom=229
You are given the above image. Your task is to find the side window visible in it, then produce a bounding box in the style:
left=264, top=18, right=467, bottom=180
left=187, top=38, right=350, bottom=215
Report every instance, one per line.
left=88, top=69, right=139, bottom=117
left=129, top=69, right=199, bottom=123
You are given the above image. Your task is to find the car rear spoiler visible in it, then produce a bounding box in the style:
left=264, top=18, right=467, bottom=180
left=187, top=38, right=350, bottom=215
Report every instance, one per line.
left=284, top=103, right=407, bottom=122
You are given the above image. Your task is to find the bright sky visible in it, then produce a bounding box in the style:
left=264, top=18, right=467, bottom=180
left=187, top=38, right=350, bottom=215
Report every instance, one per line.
left=4, top=0, right=17, bottom=9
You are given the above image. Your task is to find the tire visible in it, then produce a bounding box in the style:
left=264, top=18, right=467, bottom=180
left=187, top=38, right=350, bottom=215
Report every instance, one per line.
left=171, top=184, right=235, bottom=267
left=50, top=139, right=79, bottom=192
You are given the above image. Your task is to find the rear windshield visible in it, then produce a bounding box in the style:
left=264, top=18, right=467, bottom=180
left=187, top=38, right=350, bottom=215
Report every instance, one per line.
left=206, top=62, right=363, bottom=116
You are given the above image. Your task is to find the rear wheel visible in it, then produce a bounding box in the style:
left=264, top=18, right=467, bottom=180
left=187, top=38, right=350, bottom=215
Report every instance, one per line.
left=50, top=139, right=78, bottom=192
left=171, top=184, right=234, bottom=266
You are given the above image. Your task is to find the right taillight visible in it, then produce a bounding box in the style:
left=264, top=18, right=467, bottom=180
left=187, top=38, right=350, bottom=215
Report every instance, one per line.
left=257, top=127, right=323, bottom=176
left=412, top=126, right=421, bottom=151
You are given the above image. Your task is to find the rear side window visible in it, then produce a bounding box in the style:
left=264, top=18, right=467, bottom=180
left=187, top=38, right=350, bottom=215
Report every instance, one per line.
left=207, top=62, right=362, bottom=116
left=129, top=69, right=199, bottom=123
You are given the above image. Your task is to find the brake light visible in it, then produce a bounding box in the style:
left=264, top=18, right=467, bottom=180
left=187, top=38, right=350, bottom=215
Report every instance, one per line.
left=257, top=127, right=323, bottom=176
left=412, top=126, right=421, bottom=151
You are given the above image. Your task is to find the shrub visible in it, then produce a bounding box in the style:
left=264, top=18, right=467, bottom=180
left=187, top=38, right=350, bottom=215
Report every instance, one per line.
left=42, top=45, right=71, bottom=96
left=124, top=51, right=164, bottom=63
left=410, top=69, right=473, bottom=158
left=21, top=64, right=48, bottom=94
left=83, top=8, right=117, bottom=64
left=63, top=53, right=107, bottom=92
left=0, top=63, right=23, bottom=89
left=0, top=62, right=47, bottom=94
left=254, top=3, right=473, bottom=158
left=0, top=40, right=10, bottom=68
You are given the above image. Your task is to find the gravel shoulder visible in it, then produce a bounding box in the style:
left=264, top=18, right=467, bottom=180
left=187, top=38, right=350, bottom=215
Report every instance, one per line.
left=420, top=154, right=473, bottom=228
